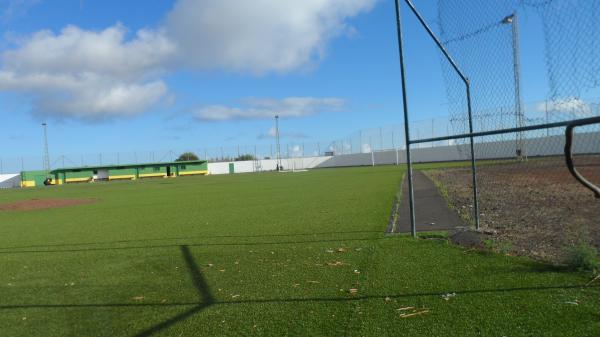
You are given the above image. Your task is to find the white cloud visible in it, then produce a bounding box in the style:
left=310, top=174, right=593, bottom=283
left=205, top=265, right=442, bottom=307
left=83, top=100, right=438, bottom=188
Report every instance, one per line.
left=0, top=0, right=376, bottom=120
left=257, top=126, right=307, bottom=140
left=194, top=97, right=345, bottom=121
left=0, top=24, right=174, bottom=120
left=165, top=0, right=377, bottom=73
left=291, top=145, right=302, bottom=156
left=3, top=25, right=175, bottom=79
left=536, top=97, right=593, bottom=117
left=361, top=143, right=372, bottom=153
left=1, top=0, right=41, bottom=24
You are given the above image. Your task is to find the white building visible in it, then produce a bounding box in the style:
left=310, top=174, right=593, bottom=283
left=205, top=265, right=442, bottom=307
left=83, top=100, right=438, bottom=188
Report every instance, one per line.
left=0, top=174, right=21, bottom=189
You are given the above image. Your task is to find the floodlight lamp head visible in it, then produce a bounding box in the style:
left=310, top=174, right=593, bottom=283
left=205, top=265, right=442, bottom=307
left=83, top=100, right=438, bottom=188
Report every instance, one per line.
left=501, top=14, right=514, bottom=24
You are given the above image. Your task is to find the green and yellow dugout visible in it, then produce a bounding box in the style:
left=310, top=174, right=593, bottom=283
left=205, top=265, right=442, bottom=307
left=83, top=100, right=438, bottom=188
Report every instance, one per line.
left=20, top=160, right=208, bottom=187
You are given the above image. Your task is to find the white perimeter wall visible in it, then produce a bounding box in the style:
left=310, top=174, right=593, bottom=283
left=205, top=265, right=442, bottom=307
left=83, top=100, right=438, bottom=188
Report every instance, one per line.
left=208, top=156, right=331, bottom=175
left=316, top=131, right=600, bottom=168
left=204, top=131, right=599, bottom=175
left=0, top=174, right=21, bottom=189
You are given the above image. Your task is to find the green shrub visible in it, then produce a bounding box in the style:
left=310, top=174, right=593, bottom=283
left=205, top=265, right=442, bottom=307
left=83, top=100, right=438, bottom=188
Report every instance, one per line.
left=235, top=154, right=256, bottom=161
left=176, top=152, right=199, bottom=161
left=565, top=242, right=599, bottom=272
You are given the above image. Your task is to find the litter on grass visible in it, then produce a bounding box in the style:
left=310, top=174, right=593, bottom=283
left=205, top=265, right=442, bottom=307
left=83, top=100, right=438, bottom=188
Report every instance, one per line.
left=397, top=307, right=415, bottom=311
left=441, top=293, right=457, bottom=300
left=327, top=261, right=346, bottom=266
left=586, top=274, right=600, bottom=286
left=400, top=310, right=430, bottom=318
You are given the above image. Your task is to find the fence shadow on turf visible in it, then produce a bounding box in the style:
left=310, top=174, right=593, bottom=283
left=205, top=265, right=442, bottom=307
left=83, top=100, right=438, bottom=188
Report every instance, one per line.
left=0, top=230, right=382, bottom=252
left=0, top=241, right=596, bottom=337
left=133, top=245, right=215, bottom=337
left=1, top=284, right=596, bottom=311
left=2, top=245, right=595, bottom=336
left=0, top=236, right=386, bottom=255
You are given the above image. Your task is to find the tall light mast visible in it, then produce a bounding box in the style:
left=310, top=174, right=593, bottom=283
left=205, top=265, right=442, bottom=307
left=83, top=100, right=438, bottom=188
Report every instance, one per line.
left=275, top=115, right=282, bottom=171
left=42, top=123, right=51, bottom=173
left=502, top=12, right=525, bottom=159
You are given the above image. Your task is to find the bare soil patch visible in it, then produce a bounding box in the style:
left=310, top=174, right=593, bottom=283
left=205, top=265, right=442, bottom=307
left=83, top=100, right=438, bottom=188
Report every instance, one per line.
left=426, top=156, right=600, bottom=263
left=0, top=198, right=98, bottom=211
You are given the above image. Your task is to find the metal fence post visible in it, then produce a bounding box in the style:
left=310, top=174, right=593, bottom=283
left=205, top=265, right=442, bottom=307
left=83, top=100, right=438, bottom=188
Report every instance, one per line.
left=371, top=150, right=375, bottom=167
left=395, top=0, right=417, bottom=237
left=431, top=118, right=435, bottom=148
left=401, top=0, right=480, bottom=231
left=466, top=84, right=481, bottom=229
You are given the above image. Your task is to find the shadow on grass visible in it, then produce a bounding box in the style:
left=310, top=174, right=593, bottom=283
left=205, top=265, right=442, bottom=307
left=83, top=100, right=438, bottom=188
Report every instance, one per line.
left=0, top=236, right=385, bottom=255
left=456, top=247, right=574, bottom=273
left=0, top=230, right=381, bottom=252
left=480, top=258, right=573, bottom=274
left=1, top=240, right=596, bottom=337
left=1, top=245, right=595, bottom=336
left=2, top=284, right=596, bottom=311
left=133, top=245, right=214, bottom=337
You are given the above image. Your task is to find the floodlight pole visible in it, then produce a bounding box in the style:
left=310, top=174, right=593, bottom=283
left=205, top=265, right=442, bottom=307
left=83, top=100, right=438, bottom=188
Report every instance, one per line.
left=502, top=12, right=525, bottom=159
left=42, top=123, right=51, bottom=174
left=395, top=0, right=480, bottom=233
left=275, top=115, right=282, bottom=171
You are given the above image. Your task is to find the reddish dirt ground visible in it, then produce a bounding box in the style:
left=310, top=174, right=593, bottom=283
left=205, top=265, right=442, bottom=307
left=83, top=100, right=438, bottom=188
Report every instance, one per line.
left=427, top=157, right=600, bottom=263
left=0, top=198, right=97, bottom=211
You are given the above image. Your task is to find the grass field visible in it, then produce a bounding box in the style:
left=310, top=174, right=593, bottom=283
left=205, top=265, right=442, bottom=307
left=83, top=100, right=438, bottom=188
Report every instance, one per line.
left=0, top=166, right=598, bottom=337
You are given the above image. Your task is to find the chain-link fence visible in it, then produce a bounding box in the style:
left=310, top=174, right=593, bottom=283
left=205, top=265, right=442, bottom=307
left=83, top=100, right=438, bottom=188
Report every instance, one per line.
left=438, top=0, right=600, bottom=135
left=395, top=0, right=600, bottom=265
left=3, top=98, right=596, bottom=174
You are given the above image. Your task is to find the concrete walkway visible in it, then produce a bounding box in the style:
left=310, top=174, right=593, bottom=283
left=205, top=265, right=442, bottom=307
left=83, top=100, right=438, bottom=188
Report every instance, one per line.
left=392, top=171, right=464, bottom=233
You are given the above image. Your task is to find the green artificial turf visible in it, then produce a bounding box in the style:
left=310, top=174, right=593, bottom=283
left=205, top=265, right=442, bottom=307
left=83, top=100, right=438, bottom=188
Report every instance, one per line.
left=0, top=166, right=598, bottom=337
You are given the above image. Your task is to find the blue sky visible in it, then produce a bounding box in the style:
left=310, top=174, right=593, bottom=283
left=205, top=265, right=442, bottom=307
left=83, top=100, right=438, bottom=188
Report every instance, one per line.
left=0, top=0, right=556, bottom=170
